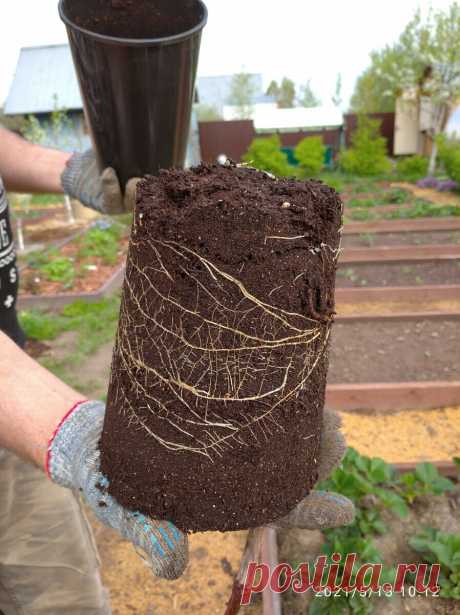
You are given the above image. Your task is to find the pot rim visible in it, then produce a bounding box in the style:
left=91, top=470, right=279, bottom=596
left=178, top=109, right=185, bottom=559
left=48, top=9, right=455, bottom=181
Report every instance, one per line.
left=58, top=0, right=208, bottom=47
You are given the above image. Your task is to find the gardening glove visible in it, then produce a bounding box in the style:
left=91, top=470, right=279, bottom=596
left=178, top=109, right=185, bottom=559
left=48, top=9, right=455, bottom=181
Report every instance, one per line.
left=270, top=411, right=355, bottom=530
left=47, top=400, right=187, bottom=580
left=61, top=150, right=140, bottom=215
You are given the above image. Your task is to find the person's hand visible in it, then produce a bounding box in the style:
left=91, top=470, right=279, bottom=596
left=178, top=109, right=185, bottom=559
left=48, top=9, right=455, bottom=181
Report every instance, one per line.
left=47, top=400, right=187, bottom=580
left=271, top=411, right=354, bottom=530
left=61, top=150, right=140, bottom=215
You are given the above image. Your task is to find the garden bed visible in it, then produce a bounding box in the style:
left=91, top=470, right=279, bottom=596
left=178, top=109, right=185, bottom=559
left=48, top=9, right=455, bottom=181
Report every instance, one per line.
left=342, top=244, right=460, bottom=264
left=337, top=260, right=460, bottom=287
left=342, top=229, right=460, bottom=248
left=279, top=448, right=460, bottom=615
left=343, top=217, right=460, bottom=235
left=329, top=317, right=460, bottom=384
left=19, top=220, right=129, bottom=303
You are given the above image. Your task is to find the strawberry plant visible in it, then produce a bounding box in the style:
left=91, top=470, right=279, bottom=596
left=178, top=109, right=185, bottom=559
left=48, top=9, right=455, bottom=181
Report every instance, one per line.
left=397, top=463, right=455, bottom=504
left=409, top=528, right=460, bottom=599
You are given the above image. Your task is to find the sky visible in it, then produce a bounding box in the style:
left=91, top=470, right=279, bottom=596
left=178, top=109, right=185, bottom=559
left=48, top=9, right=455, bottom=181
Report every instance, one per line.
left=0, top=0, right=456, bottom=110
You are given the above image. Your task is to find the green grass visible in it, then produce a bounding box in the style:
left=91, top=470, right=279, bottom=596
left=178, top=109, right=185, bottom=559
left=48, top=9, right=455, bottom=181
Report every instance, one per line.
left=19, top=296, right=120, bottom=356
left=30, top=194, right=63, bottom=207
left=19, top=295, right=120, bottom=400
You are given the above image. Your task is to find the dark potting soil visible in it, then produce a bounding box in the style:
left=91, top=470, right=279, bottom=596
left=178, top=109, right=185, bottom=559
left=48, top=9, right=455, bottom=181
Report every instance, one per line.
left=67, top=0, right=205, bottom=39
left=337, top=260, right=460, bottom=288
left=329, top=318, right=460, bottom=384
left=100, top=163, right=343, bottom=532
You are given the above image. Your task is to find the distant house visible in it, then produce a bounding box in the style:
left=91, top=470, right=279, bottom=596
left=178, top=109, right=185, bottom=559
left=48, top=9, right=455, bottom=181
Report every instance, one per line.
left=394, top=88, right=460, bottom=156
left=4, top=45, right=90, bottom=152
left=4, top=44, right=201, bottom=164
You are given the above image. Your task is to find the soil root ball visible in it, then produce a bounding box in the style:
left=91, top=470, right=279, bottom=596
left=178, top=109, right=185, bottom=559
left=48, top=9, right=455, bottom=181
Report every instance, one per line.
left=100, top=162, right=343, bottom=532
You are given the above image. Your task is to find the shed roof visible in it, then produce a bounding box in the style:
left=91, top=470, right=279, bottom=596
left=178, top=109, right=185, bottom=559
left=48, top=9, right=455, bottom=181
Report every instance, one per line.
left=223, top=103, right=343, bottom=132
left=4, top=45, right=83, bottom=115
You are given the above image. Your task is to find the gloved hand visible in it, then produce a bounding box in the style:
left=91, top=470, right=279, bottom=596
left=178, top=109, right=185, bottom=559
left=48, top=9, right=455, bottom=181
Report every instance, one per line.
left=271, top=410, right=354, bottom=530
left=47, top=400, right=187, bottom=580
left=61, top=150, right=140, bottom=215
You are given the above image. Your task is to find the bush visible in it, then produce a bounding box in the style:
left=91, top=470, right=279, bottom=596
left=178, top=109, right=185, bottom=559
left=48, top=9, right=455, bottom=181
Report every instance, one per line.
left=339, top=117, right=391, bottom=176
left=242, top=135, right=293, bottom=177
left=396, top=155, right=429, bottom=180
left=294, top=136, right=325, bottom=177
left=437, top=135, right=460, bottom=184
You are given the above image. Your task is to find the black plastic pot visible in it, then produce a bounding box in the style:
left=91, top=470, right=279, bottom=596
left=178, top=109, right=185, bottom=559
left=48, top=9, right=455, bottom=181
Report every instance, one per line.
left=59, top=0, right=208, bottom=187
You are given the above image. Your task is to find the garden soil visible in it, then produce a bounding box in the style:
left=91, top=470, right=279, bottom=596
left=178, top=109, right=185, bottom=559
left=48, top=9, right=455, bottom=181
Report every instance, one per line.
left=100, top=163, right=342, bottom=532
left=69, top=0, right=202, bottom=39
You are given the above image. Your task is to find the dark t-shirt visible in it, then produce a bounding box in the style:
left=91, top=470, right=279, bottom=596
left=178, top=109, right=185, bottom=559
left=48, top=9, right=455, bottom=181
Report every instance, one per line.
left=0, top=178, right=25, bottom=348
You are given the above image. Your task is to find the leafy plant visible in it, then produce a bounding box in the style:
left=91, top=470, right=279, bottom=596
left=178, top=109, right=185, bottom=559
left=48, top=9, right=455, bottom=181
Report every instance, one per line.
left=310, top=449, right=407, bottom=614
left=339, top=117, right=391, bottom=177
left=319, top=173, right=345, bottom=194
left=77, top=224, right=123, bottom=265
left=381, top=188, right=410, bottom=205
left=348, top=198, right=377, bottom=209
left=437, top=135, right=460, bottom=184
left=19, top=310, right=63, bottom=341
left=348, top=209, right=377, bottom=222
left=243, top=135, right=293, bottom=177
left=295, top=136, right=325, bottom=177
left=20, top=297, right=120, bottom=355
left=41, top=257, right=75, bottom=288
left=396, top=156, right=429, bottom=181
left=320, top=449, right=408, bottom=535
left=386, top=201, right=460, bottom=219
left=397, top=463, right=454, bottom=504
left=409, top=528, right=460, bottom=599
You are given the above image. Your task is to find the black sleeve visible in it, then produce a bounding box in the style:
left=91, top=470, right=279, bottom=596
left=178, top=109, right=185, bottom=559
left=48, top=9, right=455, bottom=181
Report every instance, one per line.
left=0, top=179, right=26, bottom=348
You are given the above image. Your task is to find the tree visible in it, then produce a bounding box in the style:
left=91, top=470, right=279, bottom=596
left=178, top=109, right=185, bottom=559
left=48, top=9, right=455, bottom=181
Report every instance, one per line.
left=350, top=48, right=401, bottom=113
left=227, top=72, right=258, bottom=119
left=332, top=73, right=343, bottom=108
left=266, top=80, right=280, bottom=99
left=350, top=4, right=460, bottom=173
left=266, top=78, right=296, bottom=108
left=298, top=80, right=321, bottom=108
left=278, top=77, right=296, bottom=108
left=339, top=117, right=391, bottom=177
left=295, top=137, right=325, bottom=177
left=243, top=135, right=292, bottom=177
left=195, top=104, right=223, bottom=122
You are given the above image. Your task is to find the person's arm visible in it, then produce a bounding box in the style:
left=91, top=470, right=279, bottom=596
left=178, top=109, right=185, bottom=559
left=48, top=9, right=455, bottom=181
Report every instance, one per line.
left=0, top=330, right=81, bottom=467
left=0, top=330, right=188, bottom=579
left=0, top=126, right=70, bottom=194
left=0, top=126, right=138, bottom=214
